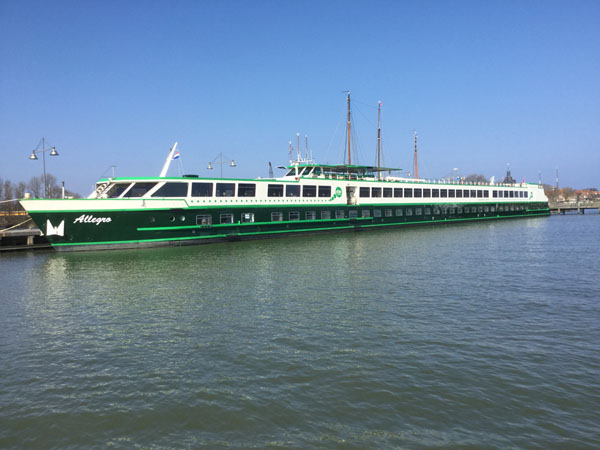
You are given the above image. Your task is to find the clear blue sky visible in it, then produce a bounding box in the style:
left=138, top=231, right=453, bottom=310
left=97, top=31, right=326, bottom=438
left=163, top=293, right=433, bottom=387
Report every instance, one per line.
left=1, top=0, right=599, bottom=195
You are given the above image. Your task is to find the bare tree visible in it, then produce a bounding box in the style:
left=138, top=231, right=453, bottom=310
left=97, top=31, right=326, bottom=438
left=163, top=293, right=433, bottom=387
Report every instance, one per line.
left=3, top=180, right=13, bottom=211
left=28, top=176, right=43, bottom=198
left=464, top=173, right=487, bottom=183
left=45, top=173, right=61, bottom=198
left=561, top=187, right=575, bottom=201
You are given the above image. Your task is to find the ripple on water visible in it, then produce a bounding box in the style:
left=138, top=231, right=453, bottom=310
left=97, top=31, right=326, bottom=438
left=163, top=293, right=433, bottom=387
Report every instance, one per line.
left=1, top=216, right=599, bottom=448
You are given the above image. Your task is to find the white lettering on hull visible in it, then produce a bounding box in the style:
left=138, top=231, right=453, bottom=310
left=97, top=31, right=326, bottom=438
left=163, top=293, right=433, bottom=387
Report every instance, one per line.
left=73, top=214, right=112, bottom=225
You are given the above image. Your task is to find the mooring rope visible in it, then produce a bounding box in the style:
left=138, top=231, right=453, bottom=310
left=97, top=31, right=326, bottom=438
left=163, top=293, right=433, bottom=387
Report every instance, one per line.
left=0, top=217, right=33, bottom=233
left=0, top=198, right=20, bottom=204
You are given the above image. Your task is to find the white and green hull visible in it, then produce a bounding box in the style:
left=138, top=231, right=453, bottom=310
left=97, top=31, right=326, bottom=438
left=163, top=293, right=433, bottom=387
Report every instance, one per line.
left=20, top=175, right=550, bottom=251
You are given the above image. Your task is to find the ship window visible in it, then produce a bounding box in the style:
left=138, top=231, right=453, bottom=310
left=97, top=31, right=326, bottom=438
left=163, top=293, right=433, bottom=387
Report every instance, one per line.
left=394, top=188, right=403, bottom=197
left=423, top=189, right=431, bottom=198
left=335, top=210, right=345, bottom=219
left=106, top=183, right=132, bottom=198
left=499, top=206, right=504, bottom=211
left=404, top=188, right=413, bottom=198
left=318, top=186, right=331, bottom=197
left=321, top=211, right=331, bottom=219
left=490, top=206, right=496, bottom=212
left=498, top=190, right=503, bottom=198
left=303, top=185, right=316, bottom=197
left=464, top=207, right=470, bottom=213
left=493, top=190, right=498, bottom=198
left=124, top=183, right=158, bottom=197
left=300, top=167, right=313, bottom=176
left=374, top=209, right=382, bottom=217
left=383, top=188, right=393, bottom=198
left=289, top=211, right=300, bottom=221
left=271, top=212, right=283, bottom=221
left=238, top=183, right=256, bottom=197
left=425, top=207, right=431, bottom=215
left=434, top=207, right=440, bottom=214
left=456, top=189, right=462, bottom=198
left=484, top=190, right=489, bottom=198
left=241, top=212, right=254, bottom=223
left=359, top=187, right=370, bottom=197
left=349, top=210, right=358, bottom=218
left=471, top=190, right=476, bottom=198
left=448, top=189, right=455, bottom=198
left=478, top=206, right=483, bottom=213
left=406, top=208, right=413, bottom=216
left=414, top=188, right=422, bottom=198
left=192, top=182, right=213, bottom=197
left=268, top=184, right=284, bottom=197
left=196, top=215, right=212, bottom=225
left=396, top=209, right=403, bottom=216
left=463, top=189, right=470, bottom=198
left=361, top=210, right=370, bottom=218
left=216, top=183, right=235, bottom=197
left=484, top=206, right=489, bottom=212
left=504, top=190, right=509, bottom=197
left=477, top=190, right=483, bottom=198
left=440, top=189, right=447, bottom=198
left=457, top=207, right=463, bottom=214
left=286, top=185, right=300, bottom=197
left=510, top=205, right=515, bottom=211
left=148, top=183, right=183, bottom=197
left=305, top=211, right=317, bottom=220
left=449, top=208, right=455, bottom=214
left=385, top=209, right=393, bottom=217
left=371, top=187, right=382, bottom=198
left=432, top=188, right=439, bottom=197
left=510, top=191, right=515, bottom=198
left=220, top=213, right=233, bottom=224
left=415, top=208, right=422, bottom=215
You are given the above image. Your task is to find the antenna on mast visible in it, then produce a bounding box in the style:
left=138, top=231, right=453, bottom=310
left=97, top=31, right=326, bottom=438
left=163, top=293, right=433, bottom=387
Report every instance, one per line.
left=305, top=134, right=309, bottom=160
left=413, top=131, right=418, bottom=179
left=289, top=140, right=293, bottom=164
left=346, top=91, right=352, bottom=166
left=377, top=101, right=382, bottom=180
left=296, top=132, right=300, bottom=161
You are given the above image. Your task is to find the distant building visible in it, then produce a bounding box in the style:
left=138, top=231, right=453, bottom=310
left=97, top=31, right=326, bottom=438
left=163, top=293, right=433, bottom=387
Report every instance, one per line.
left=502, top=166, right=516, bottom=185
left=574, top=189, right=600, bottom=201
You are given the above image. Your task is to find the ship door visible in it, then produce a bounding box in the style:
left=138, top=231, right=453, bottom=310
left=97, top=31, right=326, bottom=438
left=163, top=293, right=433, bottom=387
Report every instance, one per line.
left=346, top=186, right=357, bottom=205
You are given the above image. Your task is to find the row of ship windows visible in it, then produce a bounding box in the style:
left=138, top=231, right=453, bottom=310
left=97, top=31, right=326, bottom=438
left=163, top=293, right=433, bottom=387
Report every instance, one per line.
left=194, top=204, right=528, bottom=225
left=105, top=181, right=528, bottom=199
left=359, top=186, right=527, bottom=199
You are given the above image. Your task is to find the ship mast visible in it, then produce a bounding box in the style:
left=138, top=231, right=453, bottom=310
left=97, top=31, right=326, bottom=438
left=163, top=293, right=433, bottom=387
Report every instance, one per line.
left=347, top=91, right=352, bottom=166
left=377, top=101, right=382, bottom=180
left=413, top=131, right=418, bottom=179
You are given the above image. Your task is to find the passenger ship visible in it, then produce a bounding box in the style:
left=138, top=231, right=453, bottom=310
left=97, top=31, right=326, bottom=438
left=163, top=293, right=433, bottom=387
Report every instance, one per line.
left=20, top=99, right=550, bottom=251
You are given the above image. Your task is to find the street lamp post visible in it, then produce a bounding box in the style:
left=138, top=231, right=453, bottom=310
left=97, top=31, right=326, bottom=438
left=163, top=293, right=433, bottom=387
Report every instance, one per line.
left=29, top=137, right=59, bottom=198
left=207, top=152, right=236, bottom=178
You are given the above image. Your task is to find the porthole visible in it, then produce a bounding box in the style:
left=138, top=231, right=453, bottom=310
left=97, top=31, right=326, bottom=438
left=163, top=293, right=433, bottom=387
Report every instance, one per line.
left=169, top=216, right=175, bottom=222
left=180, top=216, right=185, bottom=222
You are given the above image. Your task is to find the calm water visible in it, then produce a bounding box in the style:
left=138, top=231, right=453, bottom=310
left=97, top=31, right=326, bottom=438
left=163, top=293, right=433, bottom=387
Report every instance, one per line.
left=1, top=215, right=599, bottom=449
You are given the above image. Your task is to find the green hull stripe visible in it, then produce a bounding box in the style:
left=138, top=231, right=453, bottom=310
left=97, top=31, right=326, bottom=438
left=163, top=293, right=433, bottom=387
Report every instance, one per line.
left=362, top=212, right=547, bottom=228
left=51, top=212, right=548, bottom=248
left=137, top=217, right=372, bottom=232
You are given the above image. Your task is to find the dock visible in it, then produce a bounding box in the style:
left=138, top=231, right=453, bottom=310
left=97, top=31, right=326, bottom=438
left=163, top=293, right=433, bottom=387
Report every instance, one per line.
left=0, top=228, right=51, bottom=252
left=549, top=201, right=600, bottom=215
